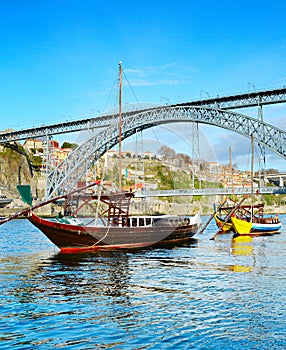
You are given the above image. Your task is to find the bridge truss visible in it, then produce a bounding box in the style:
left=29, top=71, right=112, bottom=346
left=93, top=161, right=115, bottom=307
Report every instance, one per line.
left=0, top=87, right=286, bottom=143
left=1, top=87, right=286, bottom=198
left=46, top=105, right=286, bottom=198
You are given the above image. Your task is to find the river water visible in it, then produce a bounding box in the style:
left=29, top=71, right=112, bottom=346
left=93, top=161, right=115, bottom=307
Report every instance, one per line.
left=0, top=215, right=285, bottom=349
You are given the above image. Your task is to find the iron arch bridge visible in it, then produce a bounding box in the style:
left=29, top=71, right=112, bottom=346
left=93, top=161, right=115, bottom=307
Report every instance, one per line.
left=46, top=105, right=286, bottom=198
left=1, top=86, right=286, bottom=143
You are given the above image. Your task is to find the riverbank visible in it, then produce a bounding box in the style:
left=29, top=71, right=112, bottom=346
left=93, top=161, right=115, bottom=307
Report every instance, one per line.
left=2, top=195, right=286, bottom=218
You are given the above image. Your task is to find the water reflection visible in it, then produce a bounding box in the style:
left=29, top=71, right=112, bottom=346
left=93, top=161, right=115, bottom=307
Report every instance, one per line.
left=1, top=218, right=286, bottom=349
left=230, top=235, right=254, bottom=272
left=52, top=251, right=131, bottom=301
left=7, top=240, right=198, bottom=314
left=12, top=251, right=130, bottom=305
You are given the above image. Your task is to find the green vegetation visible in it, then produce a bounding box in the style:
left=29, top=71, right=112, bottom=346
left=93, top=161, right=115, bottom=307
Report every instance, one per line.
left=31, top=155, right=43, bottom=171
left=156, top=165, right=175, bottom=190
left=1, top=142, right=286, bottom=211
left=263, top=194, right=285, bottom=206
left=61, top=142, right=78, bottom=150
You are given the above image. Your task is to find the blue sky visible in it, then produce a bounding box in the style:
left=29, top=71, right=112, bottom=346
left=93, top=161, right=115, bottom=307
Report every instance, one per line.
left=1, top=0, right=286, bottom=170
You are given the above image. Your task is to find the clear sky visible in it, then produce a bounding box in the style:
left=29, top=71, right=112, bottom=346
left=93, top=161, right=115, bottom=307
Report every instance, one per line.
left=1, top=0, right=286, bottom=171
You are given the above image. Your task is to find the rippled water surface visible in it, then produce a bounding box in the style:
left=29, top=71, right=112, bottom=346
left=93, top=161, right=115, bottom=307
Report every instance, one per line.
left=0, top=216, right=286, bottom=349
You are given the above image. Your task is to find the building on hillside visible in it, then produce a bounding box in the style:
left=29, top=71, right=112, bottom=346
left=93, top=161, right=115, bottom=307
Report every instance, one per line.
left=143, top=151, right=155, bottom=159
left=106, top=150, right=117, bottom=158
left=23, top=138, right=73, bottom=171
left=202, top=161, right=223, bottom=174
left=23, top=139, right=43, bottom=152
left=48, top=140, right=59, bottom=149
left=53, top=147, right=70, bottom=166
left=62, top=147, right=73, bottom=154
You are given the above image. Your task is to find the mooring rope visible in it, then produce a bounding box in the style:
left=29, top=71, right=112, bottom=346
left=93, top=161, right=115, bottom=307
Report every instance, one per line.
left=90, top=224, right=112, bottom=247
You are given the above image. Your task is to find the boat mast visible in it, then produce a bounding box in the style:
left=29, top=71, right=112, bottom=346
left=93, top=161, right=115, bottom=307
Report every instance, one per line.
left=118, top=61, right=123, bottom=192
left=229, top=146, right=234, bottom=198
left=251, top=133, right=254, bottom=221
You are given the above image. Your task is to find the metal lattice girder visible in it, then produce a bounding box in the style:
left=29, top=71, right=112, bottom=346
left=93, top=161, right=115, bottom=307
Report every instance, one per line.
left=178, top=87, right=286, bottom=109
left=1, top=87, right=286, bottom=143
left=46, top=123, right=119, bottom=197
left=0, top=115, right=115, bottom=143
left=46, top=105, right=286, bottom=198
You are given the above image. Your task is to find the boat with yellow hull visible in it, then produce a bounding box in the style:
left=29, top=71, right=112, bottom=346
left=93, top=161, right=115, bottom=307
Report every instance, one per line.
left=231, top=216, right=281, bottom=236
left=209, top=195, right=282, bottom=240
left=214, top=214, right=233, bottom=232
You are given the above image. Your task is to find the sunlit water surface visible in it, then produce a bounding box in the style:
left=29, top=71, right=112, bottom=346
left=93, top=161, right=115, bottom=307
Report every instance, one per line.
left=0, top=216, right=285, bottom=349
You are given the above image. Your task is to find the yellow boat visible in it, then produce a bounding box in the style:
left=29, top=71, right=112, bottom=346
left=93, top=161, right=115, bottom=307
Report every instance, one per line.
left=231, top=216, right=252, bottom=234
left=214, top=214, right=233, bottom=232
left=231, top=216, right=281, bottom=236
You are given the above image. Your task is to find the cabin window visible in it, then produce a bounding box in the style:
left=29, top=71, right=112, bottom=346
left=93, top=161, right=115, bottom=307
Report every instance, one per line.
left=132, top=218, right=137, bottom=227
left=146, top=218, right=151, bottom=226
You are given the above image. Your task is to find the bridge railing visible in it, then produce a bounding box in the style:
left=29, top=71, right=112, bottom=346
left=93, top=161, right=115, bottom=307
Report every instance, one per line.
left=134, top=187, right=286, bottom=197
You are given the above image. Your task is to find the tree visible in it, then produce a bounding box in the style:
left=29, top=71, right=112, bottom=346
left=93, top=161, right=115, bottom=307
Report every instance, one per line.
left=265, top=168, right=280, bottom=175
left=177, top=153, right=192, bottom=164
left=61, top=142, right=78, bottom=150
left=31, top=155, right=43, bottom=171
left=158, top=145, right=176, bottom=159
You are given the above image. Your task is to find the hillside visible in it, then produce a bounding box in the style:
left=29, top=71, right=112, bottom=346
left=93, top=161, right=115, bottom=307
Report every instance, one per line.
left=0, top=147, right=32, bottom=196
left=1, top=146, right=286, bottom=216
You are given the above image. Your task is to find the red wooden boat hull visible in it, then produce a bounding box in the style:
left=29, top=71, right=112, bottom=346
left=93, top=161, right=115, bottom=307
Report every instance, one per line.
left=28, top=213, right=201, bottom=253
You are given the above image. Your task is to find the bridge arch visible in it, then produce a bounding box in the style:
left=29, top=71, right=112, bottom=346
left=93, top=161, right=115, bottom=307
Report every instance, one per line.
left=46, top=105, right=286, bottom=198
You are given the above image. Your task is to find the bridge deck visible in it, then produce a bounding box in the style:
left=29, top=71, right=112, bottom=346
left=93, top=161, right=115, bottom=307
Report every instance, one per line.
left=1, top=86, right=286, bottom=143
left=135, top=187, right=286, bottom=197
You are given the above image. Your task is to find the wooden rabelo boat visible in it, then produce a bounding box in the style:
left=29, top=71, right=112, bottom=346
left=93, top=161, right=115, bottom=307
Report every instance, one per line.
left=1, top=182, right=202, bottom=253
left=212, top=197, right=281, bottom=238
left=28, top=197, right=202, bottom=253
left=208, top=135, right=282, bottom=239
left=231, top=214, right=281, bottom=236
left=32, top=188, right=201, bottom=253
left=213, top=200, right=271, bottom=233
left=229, top=135, right=282, bottom=236
left=214, top=213, right=233, bottom=233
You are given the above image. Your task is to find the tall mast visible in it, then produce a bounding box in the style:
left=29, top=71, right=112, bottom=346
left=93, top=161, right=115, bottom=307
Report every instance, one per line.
left=229, top=146, right=234, bottom=198
left=251, top=133, right=254, bottom=220
left=118, top=61, right=123, bottom=192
